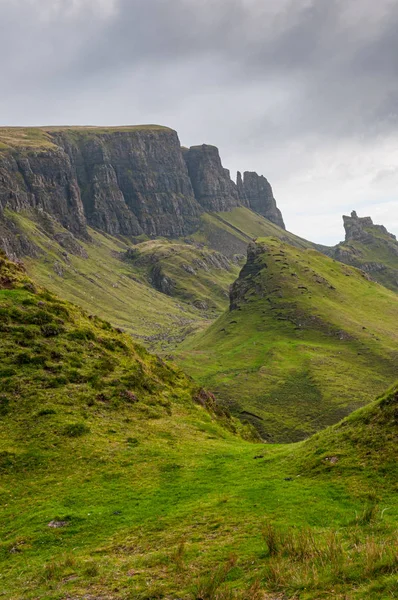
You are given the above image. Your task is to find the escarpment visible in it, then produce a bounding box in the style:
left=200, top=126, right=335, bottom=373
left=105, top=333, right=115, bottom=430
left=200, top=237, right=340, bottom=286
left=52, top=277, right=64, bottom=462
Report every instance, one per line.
left=52, top=127, right=201, bottom=238
left=0, top=145, right=87, bottom=237
left=237, top=171, right=285, bottom=229
left=0, top=126, right=286, bottom=257
left=183, top=144, right=241, bottom=212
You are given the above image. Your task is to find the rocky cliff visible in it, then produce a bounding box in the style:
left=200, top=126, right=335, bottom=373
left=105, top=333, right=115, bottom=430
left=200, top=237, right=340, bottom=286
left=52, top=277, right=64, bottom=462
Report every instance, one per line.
left=183, top=144, right=241, bottom=212
left=0, top=144, right=87, bottom=237
left=328, top=210, right=398, bottom=293
left=237, top=171, right=285, bottom=229
left=0, top=126, right=285, bottom=256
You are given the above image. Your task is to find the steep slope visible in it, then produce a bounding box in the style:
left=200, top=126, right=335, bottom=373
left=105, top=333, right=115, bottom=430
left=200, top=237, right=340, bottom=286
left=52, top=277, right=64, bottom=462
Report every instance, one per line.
left=328, top=210, right=398, bottom=293
left=1, top=252, right=397, bottom=600
left=177, top=238, right=398, bottom=441
left=0, top=126, right=202, bottom=241
left=123, top=239, right=240, bottom=313
left=2, top=209, right=243, bottom=351
left=193, top=206, right=312, bottom=258
left=298, top=382, right=398, bottom=479
left=3, top=205, right=307, bottom=350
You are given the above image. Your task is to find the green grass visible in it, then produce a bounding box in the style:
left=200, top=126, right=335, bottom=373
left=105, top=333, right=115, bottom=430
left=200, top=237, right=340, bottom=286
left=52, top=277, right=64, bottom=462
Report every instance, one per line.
left=7, top=211, right=234, bottom=351
left=176, top=238, right=398, bottom=442
left=125, top=238, right=241, bottom=313
left=0, top=252, right=397, bottom=599
left=2, top=207, right=307, bottom=355
left=191, top=207, right=313, bottom=259
left=0, top=125, right=173, bottom=152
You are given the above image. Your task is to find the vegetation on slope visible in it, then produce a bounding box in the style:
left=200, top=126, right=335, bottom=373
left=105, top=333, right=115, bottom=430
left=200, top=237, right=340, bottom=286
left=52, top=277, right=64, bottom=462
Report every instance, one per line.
left=177, top=238, right=398, bottom=442
left=123, top=238, right=240, bottom=314
left=3, top=207, right=297, bottom=352
left=193, top=206, right=313, bottom=258
left=5, top=210, right=240, bottom=351
left=0, top=252, right=397, bottom=599
left=298, top=382, right=398, bottom=479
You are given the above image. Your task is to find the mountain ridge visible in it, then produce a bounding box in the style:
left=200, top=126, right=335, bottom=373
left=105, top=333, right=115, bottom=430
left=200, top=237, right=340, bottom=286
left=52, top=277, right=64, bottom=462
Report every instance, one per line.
left=0, top=126, right=284, bottom=257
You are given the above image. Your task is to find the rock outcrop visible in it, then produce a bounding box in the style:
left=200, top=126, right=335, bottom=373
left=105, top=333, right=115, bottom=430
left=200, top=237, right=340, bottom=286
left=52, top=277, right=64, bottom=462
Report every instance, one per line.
left=183, top=144, right=241, bottom=212
left=237, top=171, right=285, bottom=229
left=328, top=211, right=398, bottom=293
left=343, top=210, right=397, bottom=243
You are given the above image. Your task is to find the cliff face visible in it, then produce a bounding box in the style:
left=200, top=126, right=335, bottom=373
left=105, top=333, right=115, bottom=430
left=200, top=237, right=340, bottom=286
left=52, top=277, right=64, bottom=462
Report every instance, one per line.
left=329, top=211, right=398, bottom=294
left=183, top=144, right=242, bottom=212
left=53, top=128, right=201, bottom=237
left=0, top=146, right=87, bottom=237
left=237, top=171, right=285, bottom=229
left=0, top=126, right=286, bottom=256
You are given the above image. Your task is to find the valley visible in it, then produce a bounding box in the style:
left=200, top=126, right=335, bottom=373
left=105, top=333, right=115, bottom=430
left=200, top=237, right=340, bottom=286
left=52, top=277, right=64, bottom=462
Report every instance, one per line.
left=0, top=125, right=397, bottom=599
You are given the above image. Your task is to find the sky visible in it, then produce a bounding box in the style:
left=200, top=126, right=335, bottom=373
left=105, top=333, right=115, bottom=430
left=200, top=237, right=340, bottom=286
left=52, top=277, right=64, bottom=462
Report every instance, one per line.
left=1, top=0, right=398, bottom=244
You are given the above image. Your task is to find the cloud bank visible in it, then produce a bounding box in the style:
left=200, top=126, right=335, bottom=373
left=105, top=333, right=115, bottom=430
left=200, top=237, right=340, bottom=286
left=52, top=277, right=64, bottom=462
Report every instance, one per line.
left=1, top=0, right=398, bottom=242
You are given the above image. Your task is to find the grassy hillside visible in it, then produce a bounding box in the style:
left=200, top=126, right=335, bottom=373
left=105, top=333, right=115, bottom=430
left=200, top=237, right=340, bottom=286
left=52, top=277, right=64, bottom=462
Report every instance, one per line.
left=298, top=382, right=398, bottom=479
left=124, top=238, right=240, bottom=312
left=193, top=206, right=313, bottom=257
left=3, top=207, right=303, bottom=352
left=0, top=252, right=397, bottom=599
left=5, top=210, right=241, bottom=351
left=177, top=238, right=398, bottom=442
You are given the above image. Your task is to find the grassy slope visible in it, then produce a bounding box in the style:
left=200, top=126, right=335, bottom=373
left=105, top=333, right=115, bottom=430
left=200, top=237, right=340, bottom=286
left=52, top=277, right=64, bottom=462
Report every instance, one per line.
left=125, top=239, right=240, bottom=314
left=4, top=207, right=298, bottom=352
left=0, top=254, right=397, bottom=600
left=0, top=125, right=172, bottom=151
left=193, top=207, right=312, bottom=257
left=7, top=211, right=239, bottom=351
left=177, top=238, right=398, bottom=442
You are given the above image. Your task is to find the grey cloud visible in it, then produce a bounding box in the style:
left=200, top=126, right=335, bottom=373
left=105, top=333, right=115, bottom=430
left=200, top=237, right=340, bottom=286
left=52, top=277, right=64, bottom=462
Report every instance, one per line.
left=1, top=0, right=398, bottom=242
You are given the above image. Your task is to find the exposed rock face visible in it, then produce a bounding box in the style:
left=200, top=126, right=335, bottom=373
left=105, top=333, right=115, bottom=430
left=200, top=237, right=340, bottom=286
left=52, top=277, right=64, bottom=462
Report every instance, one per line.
left=328, top=211, right=398, bottom=293
left=237, top=171, right=285, bottom=229
left=343, top=210, right=397, bottom=243
left=229, top=242, right=265, bottom=311
left=183, top=145, right=241, bottom=212
left=54, top=128, right=201, bottom=237
left=0, top=126, right=286, bottom=257
left=0, top=147, right=87, bottom=237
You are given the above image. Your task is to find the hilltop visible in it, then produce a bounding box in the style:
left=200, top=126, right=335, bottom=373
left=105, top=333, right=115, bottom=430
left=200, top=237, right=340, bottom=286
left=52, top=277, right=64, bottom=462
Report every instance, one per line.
left=177, top=238, right=398, bottom=441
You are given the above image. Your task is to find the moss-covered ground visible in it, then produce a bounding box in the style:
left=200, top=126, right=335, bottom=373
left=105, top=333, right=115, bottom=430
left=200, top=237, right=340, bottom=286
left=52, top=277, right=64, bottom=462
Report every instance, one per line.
left=0, top=252, right=397, bottom=599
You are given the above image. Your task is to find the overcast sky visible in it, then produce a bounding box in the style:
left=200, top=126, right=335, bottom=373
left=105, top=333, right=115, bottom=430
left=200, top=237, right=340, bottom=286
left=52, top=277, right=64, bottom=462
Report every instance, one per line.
left=1, top=0, right=398, bottom=244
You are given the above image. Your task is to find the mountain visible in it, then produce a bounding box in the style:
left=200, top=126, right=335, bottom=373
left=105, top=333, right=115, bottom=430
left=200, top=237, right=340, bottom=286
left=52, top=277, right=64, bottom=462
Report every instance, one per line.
left=327, top=210, right=398, bottom=293
left=0, top=126, right=295, bottom=351
left=0, top=126, right=284, bottom=256
left=177, top=238, right=398, bottom=441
